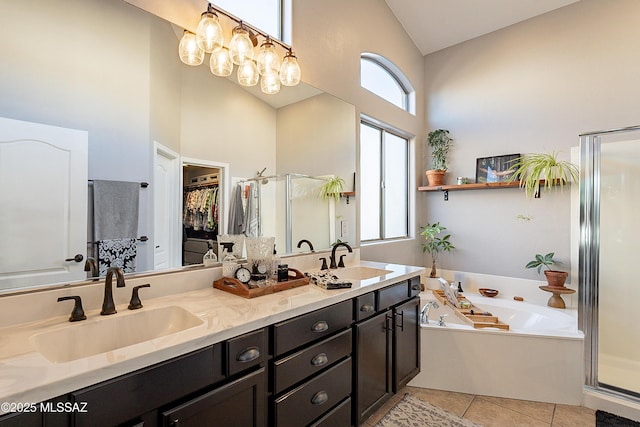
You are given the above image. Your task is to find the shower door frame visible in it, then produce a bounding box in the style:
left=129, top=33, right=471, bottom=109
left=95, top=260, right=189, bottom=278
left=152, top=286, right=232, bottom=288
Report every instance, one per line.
left=579, top=125, right=640, bottom=401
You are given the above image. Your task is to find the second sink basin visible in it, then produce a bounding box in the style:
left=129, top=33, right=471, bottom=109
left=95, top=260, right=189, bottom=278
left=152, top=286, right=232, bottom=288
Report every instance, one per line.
left=334, top=266, right=393, bottom=280
left=30, top=306, right=203, bottom=363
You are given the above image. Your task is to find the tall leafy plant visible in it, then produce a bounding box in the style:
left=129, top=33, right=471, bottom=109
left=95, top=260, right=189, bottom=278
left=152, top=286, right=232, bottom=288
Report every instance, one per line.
left=421, top=222, right=455, bottom=278
left=427, top=129, right=453, bottom=171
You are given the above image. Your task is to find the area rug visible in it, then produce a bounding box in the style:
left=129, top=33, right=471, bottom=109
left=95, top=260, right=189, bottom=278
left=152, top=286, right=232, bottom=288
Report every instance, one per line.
left=596, top=410, right=640, bottom=427
left=374, top=393, right=483, bottom=427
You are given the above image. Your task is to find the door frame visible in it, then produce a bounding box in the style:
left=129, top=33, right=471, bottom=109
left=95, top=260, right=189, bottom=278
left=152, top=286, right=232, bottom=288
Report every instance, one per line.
left=153, top=141, right=181, bottom=270
left=181, top=157, right=230, bottom=238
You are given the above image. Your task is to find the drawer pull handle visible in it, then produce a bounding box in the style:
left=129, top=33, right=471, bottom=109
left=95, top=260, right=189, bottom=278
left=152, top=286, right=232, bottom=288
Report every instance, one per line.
left=311, top=353, right=329, bottom=366
left=411, top=283, right=420, bottom=291
left=311, top=320, right=329, bottom=332
left=236, top=346, right=260, bottom=363
left=311, top=391, right=329, bottom=405
left=360, top=304, right=374, bottom=312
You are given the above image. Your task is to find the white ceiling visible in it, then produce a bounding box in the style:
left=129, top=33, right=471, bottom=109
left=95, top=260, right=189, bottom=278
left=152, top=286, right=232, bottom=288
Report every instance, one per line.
left=384, top=0, right=580, bottom=55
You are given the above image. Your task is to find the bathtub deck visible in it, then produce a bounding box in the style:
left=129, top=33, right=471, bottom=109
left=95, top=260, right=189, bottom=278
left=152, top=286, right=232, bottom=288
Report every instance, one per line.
left=432, top=289, right=510, bottom=330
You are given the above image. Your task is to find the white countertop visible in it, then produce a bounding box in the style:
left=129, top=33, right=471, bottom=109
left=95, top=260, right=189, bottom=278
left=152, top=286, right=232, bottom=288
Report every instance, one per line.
left=0, top=261, right=424, bottom=411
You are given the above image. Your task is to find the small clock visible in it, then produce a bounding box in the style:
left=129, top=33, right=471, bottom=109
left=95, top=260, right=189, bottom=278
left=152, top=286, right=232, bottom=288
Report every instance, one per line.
left=257, top=264, right=267, bottom=274
left=235, top=266, right=251, bottom=284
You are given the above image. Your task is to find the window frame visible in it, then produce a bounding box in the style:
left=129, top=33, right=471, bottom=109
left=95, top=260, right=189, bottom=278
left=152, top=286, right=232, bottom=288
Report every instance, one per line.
left=359, top=117, right=411, bottom=244
left=213, top=0, right=292, bottom=44
left=360, top=52, right=416, bottom=115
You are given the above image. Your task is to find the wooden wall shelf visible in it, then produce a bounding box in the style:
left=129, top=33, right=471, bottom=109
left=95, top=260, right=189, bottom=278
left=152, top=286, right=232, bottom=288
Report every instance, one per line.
left=418, top=180, right=560, bottom=201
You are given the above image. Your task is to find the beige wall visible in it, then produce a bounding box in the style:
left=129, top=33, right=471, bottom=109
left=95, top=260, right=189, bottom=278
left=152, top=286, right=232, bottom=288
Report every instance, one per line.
left=422, top=0, right=640, bottom=279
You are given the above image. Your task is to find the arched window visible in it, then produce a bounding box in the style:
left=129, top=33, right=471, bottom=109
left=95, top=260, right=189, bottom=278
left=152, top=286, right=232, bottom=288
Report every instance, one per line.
left=360, top=53, right=415, bottom=114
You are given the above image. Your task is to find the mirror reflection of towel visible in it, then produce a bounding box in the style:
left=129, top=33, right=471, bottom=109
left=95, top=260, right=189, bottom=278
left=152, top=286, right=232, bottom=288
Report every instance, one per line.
left=98, top=238, right=137, bottom=276
left=92, top=180, right=139, bottom=240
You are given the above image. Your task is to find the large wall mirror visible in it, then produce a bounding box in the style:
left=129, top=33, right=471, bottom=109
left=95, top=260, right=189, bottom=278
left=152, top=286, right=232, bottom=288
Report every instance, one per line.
left=0, top=0, right=356, bottom=294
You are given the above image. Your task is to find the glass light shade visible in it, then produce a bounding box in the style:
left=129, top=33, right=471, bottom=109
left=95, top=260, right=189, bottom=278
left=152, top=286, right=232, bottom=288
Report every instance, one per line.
left=260, top=72, right=281, bottom=95
left=257, top=40, right=281, bottom=76
left=237, top=61, right=259, bottom=87
left=178, top=31, right=204, bottom=66
left=229, top=26, right=254, bottom=65
left=196, top=12, right=223, bottom=53
left=279, top=51, right=301, bottom=86
left=210, top=48, right=233, bottom=77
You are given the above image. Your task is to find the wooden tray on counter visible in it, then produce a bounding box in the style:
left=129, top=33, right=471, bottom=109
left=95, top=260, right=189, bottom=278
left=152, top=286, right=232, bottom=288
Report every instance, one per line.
left=432, top=289, right=509, bottom=330
left=213, top=268, right=310, bottom=299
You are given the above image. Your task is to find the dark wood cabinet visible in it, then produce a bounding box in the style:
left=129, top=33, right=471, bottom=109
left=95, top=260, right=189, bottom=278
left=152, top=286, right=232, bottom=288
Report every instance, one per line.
left=353, top=279, right=421, bottom=426
left=6, top=275, right=420, bottom=427
left=393, top=298, right=420, bottom=392
left=161, top=367, right=266, bottom=427
left=354, top=310, right=392, bottom=425
left=0, top=411, right=41, bottom=427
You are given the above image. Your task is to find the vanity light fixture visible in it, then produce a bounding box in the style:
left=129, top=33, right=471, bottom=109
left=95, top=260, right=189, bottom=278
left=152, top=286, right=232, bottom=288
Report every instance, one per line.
left=256, top=37, right=281, bottom=76
left=179, top=3, right=301, bottom=94
left=210, top=47, right=233, bottom=77
left=237, top=60, right=259, bottom=87
left=279, top=49, right=301, bottom=86
left=178, top=30, right=204, bottom=66
left=195, top=4, right=224, bottom=53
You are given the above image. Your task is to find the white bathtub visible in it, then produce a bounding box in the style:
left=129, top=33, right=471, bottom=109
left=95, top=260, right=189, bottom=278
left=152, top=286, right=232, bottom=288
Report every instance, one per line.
left=408, top=291, right=585, bottom=405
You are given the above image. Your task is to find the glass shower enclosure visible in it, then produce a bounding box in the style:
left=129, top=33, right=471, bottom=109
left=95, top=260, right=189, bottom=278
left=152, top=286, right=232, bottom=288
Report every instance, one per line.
left=580, top=126, right=640, bottom=402
left=245, top=173, right=335, bottom=254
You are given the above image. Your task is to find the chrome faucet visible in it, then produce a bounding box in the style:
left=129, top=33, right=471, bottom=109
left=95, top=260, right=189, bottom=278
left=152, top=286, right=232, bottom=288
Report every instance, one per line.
left=101, top=267, right=125, bottom=315
left=329, top=242, right=352, bottom=269
left=297, top=239, right=315, bottom=252
left=438, top=314, right=448, bottom=327
left=420, top=301, right=439, bottom=323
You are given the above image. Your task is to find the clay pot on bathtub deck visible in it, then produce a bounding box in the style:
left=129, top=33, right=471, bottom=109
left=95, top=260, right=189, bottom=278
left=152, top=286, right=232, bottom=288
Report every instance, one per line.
left=544, top=270, right=568, bottom=288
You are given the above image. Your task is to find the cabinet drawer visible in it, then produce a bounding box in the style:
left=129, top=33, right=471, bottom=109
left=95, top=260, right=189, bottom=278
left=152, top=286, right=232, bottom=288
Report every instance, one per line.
left=378, top=280, right=408, bottom=311
left=274, top=358, right=352, bottom=427
left=354, top=292, right=376, bottom=322
left=161, top=367, right=265, bottom=427
left=227, top=328, right=267, bottom=376
left=309, top=397, right=351, bottom=427
left=274, top=328, right=352, bottom=394
left=72, top=344, right=223, bottom=427
left=274, top=300, right=352, bottom=356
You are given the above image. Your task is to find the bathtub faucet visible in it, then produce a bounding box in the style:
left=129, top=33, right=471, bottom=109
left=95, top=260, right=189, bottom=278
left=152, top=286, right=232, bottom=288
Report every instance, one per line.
left=438, top=314, right=447, bottom=327
left=420, top=301, right=440, bottom=323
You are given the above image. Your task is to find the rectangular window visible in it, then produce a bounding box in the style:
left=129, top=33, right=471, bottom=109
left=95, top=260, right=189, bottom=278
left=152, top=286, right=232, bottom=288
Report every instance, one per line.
left=213, top=0, right=291, bottom=44
left=360, top=120, right=409, bottom=242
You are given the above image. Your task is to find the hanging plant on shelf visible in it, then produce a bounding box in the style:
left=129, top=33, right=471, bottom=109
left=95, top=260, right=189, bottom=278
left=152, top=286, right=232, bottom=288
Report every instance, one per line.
left=509, top=151, right=579, bottom=199
left=319, top=176, right=345, bottom=203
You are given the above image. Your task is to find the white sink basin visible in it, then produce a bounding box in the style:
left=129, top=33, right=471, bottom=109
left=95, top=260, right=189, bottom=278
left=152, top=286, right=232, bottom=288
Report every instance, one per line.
left=334, top=266, right=393, bottom=280
left=30, top=306, right=203, bottom=363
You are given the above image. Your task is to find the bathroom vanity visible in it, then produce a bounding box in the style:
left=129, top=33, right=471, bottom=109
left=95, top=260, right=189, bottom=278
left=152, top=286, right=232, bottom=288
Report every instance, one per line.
left=0, top=262, right=422, bottom=427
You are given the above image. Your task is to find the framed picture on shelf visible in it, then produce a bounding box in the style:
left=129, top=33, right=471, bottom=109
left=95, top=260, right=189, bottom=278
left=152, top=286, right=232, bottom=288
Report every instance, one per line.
left=475, top=153, right=520, bottom=184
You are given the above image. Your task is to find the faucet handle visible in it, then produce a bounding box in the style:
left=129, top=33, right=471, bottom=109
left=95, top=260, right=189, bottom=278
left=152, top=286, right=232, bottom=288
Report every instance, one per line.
left=438, top=314, right=447, bottom=326
left=128, top=284, right=151, bottom=310
left=319, top=257, right=328, bottom=270
left=57, top=296, right=87, bottom=322
left=338, top=254, right=347, bottom=268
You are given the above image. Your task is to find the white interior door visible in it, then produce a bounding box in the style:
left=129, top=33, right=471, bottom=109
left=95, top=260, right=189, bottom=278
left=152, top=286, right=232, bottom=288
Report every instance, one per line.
left=0, top=117, right=88, bottom=290
left=153, top=142, right=180, bottom=270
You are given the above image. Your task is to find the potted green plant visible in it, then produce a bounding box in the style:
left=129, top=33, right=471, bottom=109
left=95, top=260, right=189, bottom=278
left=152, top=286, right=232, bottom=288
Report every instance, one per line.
left=525, top=252, right=568, bottom=288
left=426, top=129, right=453, bottom=186
left=319, top=176, right=345, bottom=203
left=509, top=151, right=579, bottom=199
left=421, top=222, right=455, bottom=278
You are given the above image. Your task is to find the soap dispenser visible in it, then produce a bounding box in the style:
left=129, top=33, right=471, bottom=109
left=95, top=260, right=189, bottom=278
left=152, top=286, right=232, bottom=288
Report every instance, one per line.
left=271, top=245, right=281, bottom=280
left=221, top=242, right=238, bottom=278
left=203, top=240, right=218, bottom=267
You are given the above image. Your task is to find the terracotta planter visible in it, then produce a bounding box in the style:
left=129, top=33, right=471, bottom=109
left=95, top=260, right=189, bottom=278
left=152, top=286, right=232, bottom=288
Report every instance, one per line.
left=426, top=170, right=446, bottom=186
left=544, top=270, right=568, bottom=288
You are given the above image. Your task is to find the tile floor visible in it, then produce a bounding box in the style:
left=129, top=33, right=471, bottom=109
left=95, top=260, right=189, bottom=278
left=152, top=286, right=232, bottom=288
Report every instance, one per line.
left=364, top=386, right=596, bottom=427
